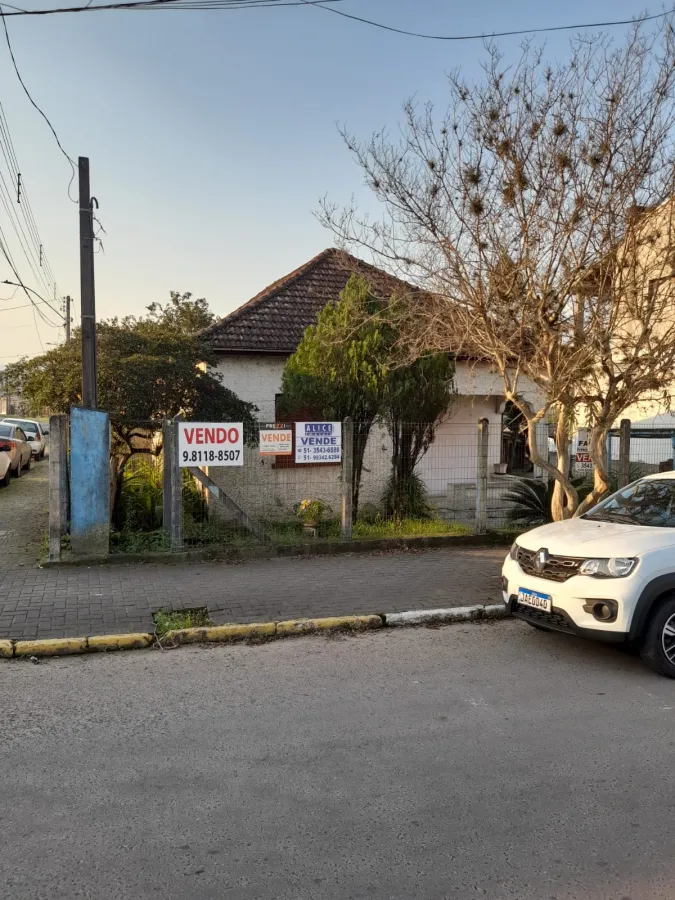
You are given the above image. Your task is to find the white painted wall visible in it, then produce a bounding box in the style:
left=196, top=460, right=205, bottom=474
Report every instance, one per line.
left=215, top=353, right=287, bottom=422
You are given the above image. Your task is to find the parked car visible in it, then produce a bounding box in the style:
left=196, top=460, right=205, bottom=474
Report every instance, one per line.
left=0, top=422, right=32, bottom=476
left=0, top=447, right=10, bottom=487
left=503, top=471, right=675, bottom=678
left=1, top=417, right=47, bottom=459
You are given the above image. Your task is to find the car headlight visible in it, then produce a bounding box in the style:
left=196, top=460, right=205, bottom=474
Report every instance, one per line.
left=509, top=541, right=519, bottom=560
left=579, top=557, right=637, bottom=578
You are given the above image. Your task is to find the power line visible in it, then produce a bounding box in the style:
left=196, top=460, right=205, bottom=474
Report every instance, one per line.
left=303, top=3, right=673, bottom=41
left=0, top=0, right=341, bottom=14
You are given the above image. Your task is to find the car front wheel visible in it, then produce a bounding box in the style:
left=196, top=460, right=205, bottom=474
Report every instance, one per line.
left=640, top=593, right=675, bottom=677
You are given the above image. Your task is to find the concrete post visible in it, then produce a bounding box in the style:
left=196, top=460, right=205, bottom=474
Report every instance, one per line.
left=341, top=416, right=354, bottom=540
left=162, top=417, right=173, bottom=537
left=170, top=416, right=183, bottom=551
left=476, top=418, right=489, bottom=535
left=48, top=414, right=68, bottom=562
left=619, top=419, right=631, bottom=488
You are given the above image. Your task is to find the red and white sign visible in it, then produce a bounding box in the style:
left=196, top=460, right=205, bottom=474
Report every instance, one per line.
left=178, top=422, right=243, bottom=467
left=574, top=429, right=593, bottom=473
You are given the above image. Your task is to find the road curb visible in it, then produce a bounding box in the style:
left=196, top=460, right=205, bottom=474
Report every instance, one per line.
left=0, top=605, right=509, bottom=659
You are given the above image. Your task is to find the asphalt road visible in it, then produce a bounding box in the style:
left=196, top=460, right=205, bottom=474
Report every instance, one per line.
left=2, top=621, right=675, bottom=900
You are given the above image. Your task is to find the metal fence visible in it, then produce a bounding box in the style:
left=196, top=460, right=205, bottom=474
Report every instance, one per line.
left=142, top=416, right=549, bottom=551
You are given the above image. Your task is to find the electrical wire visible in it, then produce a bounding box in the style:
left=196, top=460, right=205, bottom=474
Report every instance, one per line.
left=0, top=0, right=341, bottom=13
left=302, top=2, right=673, bottom=41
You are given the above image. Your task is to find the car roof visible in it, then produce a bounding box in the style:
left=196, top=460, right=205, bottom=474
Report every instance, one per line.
left=642, top=470, right=675, bottom=481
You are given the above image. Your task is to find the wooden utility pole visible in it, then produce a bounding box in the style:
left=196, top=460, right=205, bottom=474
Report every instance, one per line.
left=65, top=295, right=71, bottom=342
left=79, top=157, right=97, bottom=408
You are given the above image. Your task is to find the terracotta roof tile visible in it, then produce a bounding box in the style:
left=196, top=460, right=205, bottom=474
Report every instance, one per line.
left=202, top=248, right=422, bottom=353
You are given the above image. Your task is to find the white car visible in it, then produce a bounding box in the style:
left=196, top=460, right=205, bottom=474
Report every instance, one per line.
left=503, top=471, right=675, bottom=677
left=0, top=422, right=31, bottom=476
left=1, top=417, right=47, bottom=459
left=0, top=448, right=10, bottom=487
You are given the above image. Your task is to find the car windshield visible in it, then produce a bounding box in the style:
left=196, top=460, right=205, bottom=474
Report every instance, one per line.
left=584, top=479, right=675, bottom=527
left=0, top=425, right=11, bottom=437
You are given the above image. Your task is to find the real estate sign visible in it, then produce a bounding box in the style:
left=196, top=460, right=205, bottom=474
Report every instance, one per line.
left=574, top=429, right=593, bottom=473
left=295, top=422, right=342, bottom=464
left=259, top=423, right=293, bottom=456
left=178, top=422, right=244, bottom=466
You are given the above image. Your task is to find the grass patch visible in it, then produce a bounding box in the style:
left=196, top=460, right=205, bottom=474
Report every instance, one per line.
left=353, top=518, right=472, bottom=539
left=153, top=606, right=212, bottom=635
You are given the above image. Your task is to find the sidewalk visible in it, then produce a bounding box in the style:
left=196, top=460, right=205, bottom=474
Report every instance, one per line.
left=0, top=460, right=506, bottom=640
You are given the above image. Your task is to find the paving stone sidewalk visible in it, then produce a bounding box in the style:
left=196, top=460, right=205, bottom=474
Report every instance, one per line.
left=0, top=457, right=506, bottom=641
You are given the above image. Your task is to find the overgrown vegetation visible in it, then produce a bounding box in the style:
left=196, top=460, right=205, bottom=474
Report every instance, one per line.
left=10, top=291, right=256, bottom=522
left=153, top=607, right=212, bottom=635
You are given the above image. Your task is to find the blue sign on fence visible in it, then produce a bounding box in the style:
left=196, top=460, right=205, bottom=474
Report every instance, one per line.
left=295, top=422, right=342, bottom=464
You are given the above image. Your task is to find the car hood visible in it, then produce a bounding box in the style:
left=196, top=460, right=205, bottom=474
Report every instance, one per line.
left=518, top=518, right=675, bottom=557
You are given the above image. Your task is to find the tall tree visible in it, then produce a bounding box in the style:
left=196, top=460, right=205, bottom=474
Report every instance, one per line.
left=280, top=276, right=386, bottom=518
left=321, top=19, right=675, bottom=518
left=280, top=275, right=454, bottom=519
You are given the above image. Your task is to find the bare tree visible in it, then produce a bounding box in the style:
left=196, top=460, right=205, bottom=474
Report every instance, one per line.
left=320, top=19, right=675, bottom=518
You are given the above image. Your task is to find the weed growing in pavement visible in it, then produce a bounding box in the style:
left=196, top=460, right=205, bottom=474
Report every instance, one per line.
left=153, top=606, right=212, bottom=635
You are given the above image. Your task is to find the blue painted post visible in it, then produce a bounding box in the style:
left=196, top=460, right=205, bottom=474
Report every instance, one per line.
left=70, top=407, right=110, bottom=558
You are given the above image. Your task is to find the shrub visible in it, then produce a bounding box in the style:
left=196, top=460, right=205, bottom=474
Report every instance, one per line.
left=382, top=471, right=433, bottom=520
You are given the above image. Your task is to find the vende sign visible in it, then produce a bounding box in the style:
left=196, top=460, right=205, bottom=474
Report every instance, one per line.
left=295, top=422, right=342, bottom=464
left=178, top=422, right=243, bottom=467
left=259, top=423, right=293, bottom=456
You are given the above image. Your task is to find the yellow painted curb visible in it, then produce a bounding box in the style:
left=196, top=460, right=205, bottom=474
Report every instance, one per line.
left=204, top=622, right=277, bottom=641
left=0, top=640, right=14, bottom=659
left=14, top=637, right=88, bottom=657
left=88, top=633, right=153, bottom=652
left=162, top=621, right=277, bottom=644
left=276, top=615, right=383, bottom=636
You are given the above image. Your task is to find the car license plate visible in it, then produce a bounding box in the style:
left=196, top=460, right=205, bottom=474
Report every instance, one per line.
left=517, top=588, right=552, bottom=613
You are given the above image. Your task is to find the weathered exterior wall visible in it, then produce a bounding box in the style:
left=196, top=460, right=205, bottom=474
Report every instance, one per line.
left=209, top=352, right=546, bottom=523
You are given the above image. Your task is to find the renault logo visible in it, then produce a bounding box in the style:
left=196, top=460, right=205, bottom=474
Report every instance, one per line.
left=534, top=548, right=550, bottom=572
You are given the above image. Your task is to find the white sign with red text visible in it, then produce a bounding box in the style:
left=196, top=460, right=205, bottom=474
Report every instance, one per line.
left=178, top=422, right=243, bottom=467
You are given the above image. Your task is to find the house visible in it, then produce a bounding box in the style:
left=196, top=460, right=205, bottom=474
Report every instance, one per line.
left=202, top=248, right=546, bottom=524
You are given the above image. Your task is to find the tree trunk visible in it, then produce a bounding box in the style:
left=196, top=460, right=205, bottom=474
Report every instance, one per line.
left=550, top=405, right=576, bottom=521
left=519, top=403, right=578, bottom=519
left=574, top=423, right=611, bottom=516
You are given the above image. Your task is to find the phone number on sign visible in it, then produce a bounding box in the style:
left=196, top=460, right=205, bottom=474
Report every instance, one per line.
left=182, top=449, right=241, bottom=463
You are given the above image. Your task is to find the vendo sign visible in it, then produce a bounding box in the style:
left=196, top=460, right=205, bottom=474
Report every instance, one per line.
left=178, top=422, right=243, bottom=466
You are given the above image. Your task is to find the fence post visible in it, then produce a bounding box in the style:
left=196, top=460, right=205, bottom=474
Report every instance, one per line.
left=619, top=418, right=631, bottom=488
left=48, top=413, right=68, bottom=562
left=476, top=418, right=489, bottom=535
left=341, top=416, right=354, bottom=540
left=170, top=417, right=183, bottom=551
left=162, top=417, right=173, bottom=537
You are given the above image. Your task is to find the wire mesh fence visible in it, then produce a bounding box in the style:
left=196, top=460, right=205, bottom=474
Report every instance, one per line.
left=106, top=415, right=552, bottom=552
left=174, top=417, right=550, bottom=549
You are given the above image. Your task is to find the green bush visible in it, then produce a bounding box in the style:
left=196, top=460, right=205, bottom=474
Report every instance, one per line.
left=382, top=471, right=433, bottom=520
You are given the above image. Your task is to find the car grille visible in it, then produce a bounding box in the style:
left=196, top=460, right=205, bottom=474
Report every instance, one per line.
left=516, top=547, right=583, bottom=582
left=513, top=602, right=574, bottom=633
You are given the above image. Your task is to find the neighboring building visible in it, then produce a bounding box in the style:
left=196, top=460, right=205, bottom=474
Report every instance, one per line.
left=202, top=248, right=546, bottom=524
left=0, top=367, right=20, bottom=416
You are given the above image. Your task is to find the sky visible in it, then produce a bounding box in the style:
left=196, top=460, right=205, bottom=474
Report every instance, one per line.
left=0, top=0, right=660, bottom=364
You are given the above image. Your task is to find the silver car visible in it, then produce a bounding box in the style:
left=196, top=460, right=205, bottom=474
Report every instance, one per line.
left=0, top=422, right=32, bottom=476
left=1, top=417, right=47, bottom=459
